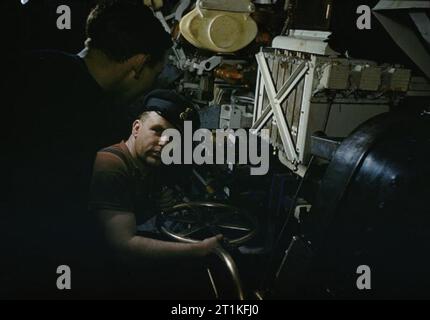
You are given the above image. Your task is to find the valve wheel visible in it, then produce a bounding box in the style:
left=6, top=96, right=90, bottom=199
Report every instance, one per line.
left=156, top=202, right=257, bottom=246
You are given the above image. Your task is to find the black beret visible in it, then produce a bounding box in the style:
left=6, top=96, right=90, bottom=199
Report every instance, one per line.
left=136, top=89, right=200, bottom=130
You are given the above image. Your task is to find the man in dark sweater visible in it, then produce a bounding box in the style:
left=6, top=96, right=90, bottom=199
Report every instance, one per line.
left=4, top=0, right=172, bottom=299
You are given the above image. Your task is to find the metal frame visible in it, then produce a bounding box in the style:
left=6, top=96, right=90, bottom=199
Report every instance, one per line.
left=252, top=60, right=309, bottom=132
left=296, top=55, right=316, bottom=160
left=252, top=51, right=310, bottom=166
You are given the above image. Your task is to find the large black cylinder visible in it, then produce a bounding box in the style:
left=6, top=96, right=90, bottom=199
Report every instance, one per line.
left=305, top=112, right=430, bottom=299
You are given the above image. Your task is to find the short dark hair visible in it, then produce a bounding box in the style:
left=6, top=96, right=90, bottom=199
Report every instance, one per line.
left=86, top=0, right=172, bottom=63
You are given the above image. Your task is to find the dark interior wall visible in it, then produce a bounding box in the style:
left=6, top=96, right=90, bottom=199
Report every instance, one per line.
left=19, top=0, right=97, bottom=53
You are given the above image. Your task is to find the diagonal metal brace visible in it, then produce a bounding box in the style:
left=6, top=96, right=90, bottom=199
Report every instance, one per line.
left=252, top=61, right=308, bottom=132
left=253, top=53, right=308, bottom=163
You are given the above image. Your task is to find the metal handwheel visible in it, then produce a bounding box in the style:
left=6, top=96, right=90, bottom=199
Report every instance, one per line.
left=156, top=202, right=257, bottom=300
left=156, top=202, right=257, bottom=246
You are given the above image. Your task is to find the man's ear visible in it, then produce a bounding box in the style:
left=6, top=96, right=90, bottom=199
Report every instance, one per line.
left=129, top=54, right=150, bottom=80
left=132, top=119, right=141, bottom=137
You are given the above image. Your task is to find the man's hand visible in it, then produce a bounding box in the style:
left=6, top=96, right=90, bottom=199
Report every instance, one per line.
left=197, top=234, right=224, bottom=257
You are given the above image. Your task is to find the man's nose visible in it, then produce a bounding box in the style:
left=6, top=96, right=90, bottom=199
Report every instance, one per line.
left=159, top=134, right=170, bottom=146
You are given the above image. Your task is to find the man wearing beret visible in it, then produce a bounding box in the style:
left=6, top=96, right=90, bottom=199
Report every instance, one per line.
left=89, top=90, right=222, bottom=298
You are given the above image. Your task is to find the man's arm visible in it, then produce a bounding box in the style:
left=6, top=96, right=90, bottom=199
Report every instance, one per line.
left=98, top=209, right=222, bottom=261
